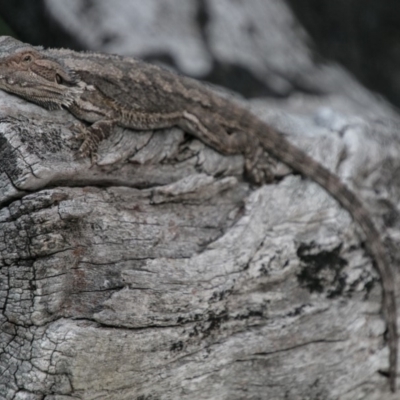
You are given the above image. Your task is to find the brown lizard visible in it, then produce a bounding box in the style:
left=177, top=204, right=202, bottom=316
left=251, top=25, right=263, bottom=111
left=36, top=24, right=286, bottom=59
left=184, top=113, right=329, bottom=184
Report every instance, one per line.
left=0, top=36, right=397, bottom=392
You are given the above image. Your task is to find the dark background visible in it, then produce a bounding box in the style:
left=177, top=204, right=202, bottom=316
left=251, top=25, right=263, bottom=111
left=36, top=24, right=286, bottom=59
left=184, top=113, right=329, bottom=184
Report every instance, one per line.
left=1, top=0, right=400, bottom=108
left=286, top=0, right=400, bottom=107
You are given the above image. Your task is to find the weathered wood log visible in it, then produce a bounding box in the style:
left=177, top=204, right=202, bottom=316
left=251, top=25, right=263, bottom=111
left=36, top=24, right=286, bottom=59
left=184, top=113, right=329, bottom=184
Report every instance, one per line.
left=1, top=87, right=399, bottom=399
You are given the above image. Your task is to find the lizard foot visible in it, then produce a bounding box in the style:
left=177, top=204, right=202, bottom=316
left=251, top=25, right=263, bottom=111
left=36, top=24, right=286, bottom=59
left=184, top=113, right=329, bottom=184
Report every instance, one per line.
left=69, top=123, right=103, bottom=164
left=67, top=123, right=95, bottom=163
left=75, top=137, right=100, bottom=166
left=244, top=149, right=280, bottom=185
left=69, top=122, right=89, bottom=141
left=70, top=119, right=116, bottom=164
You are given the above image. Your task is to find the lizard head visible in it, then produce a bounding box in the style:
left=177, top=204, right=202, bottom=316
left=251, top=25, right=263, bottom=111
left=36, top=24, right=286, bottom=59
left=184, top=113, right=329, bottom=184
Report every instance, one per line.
left=0, top=47, right=84, bottom=110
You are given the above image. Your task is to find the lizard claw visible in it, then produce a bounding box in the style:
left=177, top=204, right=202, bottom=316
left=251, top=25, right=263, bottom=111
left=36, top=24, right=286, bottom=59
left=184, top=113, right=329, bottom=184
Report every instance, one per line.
left=73, top=148, right=98, bottom=168
left=69, top=122, right=89, bottom=141
left=89, top=152, right=98, bottom=167
left=245, top=149, right=279, bottom=185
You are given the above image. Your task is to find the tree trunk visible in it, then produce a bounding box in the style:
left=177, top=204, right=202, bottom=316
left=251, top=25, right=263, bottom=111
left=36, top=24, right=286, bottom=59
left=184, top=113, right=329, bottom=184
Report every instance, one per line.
left=1, top=86, right=399, bottom=399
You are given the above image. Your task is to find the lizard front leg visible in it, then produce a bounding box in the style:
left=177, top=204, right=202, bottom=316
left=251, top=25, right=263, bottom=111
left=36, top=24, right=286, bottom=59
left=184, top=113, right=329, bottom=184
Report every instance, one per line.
left=72, top=119, right=118, bottom=162
left=67, top=89, right=120, bottom=161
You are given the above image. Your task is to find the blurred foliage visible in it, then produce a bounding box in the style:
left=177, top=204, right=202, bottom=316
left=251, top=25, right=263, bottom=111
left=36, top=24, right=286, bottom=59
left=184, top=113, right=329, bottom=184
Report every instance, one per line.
left=0, top=15, right=16, bottom=38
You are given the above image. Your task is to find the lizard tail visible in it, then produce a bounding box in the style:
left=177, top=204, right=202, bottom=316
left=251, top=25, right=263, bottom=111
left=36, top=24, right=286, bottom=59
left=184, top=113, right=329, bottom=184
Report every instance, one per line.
left=256, top=121, right=398, bottom=392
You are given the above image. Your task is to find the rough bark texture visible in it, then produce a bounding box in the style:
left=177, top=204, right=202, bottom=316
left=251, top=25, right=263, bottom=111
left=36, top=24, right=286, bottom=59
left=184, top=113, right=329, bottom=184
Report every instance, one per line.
left=1, top=85, right=400, bottom=399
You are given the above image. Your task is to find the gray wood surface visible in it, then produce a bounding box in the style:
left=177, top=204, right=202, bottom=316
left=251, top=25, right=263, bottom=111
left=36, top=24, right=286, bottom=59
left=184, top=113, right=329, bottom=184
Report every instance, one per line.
left=1, top=86, right=399, bottom=399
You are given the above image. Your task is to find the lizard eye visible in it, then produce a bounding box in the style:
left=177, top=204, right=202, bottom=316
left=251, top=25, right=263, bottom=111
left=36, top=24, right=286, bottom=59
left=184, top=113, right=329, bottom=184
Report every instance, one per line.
left=22, top=54, right=32, bottom=63
left=55, top=74, right=63, bottom=84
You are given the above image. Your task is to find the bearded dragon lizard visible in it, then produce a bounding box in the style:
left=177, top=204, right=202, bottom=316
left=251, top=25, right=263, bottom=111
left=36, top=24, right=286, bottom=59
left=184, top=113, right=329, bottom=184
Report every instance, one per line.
left=0, top=36, right=397, bottom=392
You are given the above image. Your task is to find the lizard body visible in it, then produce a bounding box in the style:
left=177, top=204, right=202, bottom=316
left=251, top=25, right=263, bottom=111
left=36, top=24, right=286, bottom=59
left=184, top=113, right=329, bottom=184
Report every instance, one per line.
left=0, top=36, right=397, bottom=391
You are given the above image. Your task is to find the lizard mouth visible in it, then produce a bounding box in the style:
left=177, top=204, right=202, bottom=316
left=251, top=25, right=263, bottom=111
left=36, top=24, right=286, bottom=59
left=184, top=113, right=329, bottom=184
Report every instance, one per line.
left=0, top=75, right=85, bottom=110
